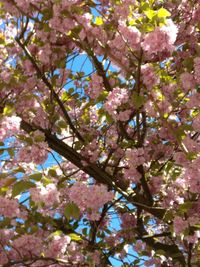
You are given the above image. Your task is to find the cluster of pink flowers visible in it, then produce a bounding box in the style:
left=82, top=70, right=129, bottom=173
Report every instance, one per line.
left=123, top=167, right=141, bottom=184
left=118, top=21, right=141, bottom=50
left=181, top=156, right=200, bottom=193
left=108, top=34, right=126, bottom=57
left=144, top=100, right=157, bottom=117
left=180, top=72, right=195, bottom=92
left=18, top=141, right=49, bottom=165
left=0, top=196, right=20, bottom=218
left=142, top=19, right=178, bottom=57
left=87, top=250, right=101, bottom=265
left=141, top=64, right=160, bottom=89
left=186, top=92, right=200, bottom=108
left=12, top=234, right=43, bottom=258
left=173, top=216, right=188, bottom=234
left=67, top=241, right=85, bottom=263
left=16, top=96, right=36, bottom=115
left=113, top=0, right=132, bottom=19
left=149, top=176, right=163, bottom=195
left=134, top=240, right=146, bottom=253
left=182, top=136, right=200, bottom=153
left=0, top=230, right=14, bottom=264
left=45, top=235, right=71, bottom=258
left=30, top=183, right=60, bottom=206
left=0, top=252, right=8, bottom=265
left=104, top=88, right=129, bottom=120
left=192, top=113, right=200, bottom=131
left=81, top=139, right=100, bottom=163
left=194, top=57, right=200, bottom=84
left=120, top=213, right=137, bottom=239
left=0, top=116, right=21, bottom=141
left=0, top=69, right=11, bottom=84
left=117, top=109, right=132, bottom=122
left=68, top=182, right=114, bottom=220
left=174, top=152, right=188, bottom=167
left=123, top=148, right=145, bottom=183
left=38, top=44, right=52, bottom=65
left=86, top=73, right=104, bottom=99
left=16, top=96, right=50, bottom=129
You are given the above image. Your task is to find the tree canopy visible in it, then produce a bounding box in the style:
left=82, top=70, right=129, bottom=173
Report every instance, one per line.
left=0, top=0, right=200, bottom=266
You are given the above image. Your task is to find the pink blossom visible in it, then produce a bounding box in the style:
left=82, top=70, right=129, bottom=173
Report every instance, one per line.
left=141, top=64, right=159, bottom=89
left=68, top=182, right=114, bottom=220
left=30, top=183, right=60, bottom=206
left=81, top=139, right=100, bottom=163
left=117, top=110, right=132, bottom=121
left=105, top=88, right=129, bottom=120
left=45, top=235, right=71, bottom=258
left=180, top=72, right=195, bottom=91
left=18, top=141, right=49, bottom=165
left=134, top=240, right=146, bottom=253
left=186, top=93, right=200, bottom=108
left=173, top=216, right=188, bottom=234
left=0, top=116, right=21, bottom=141
left=0, top=196, right=20, bottom=218
left=118, top=21, right=141, bottom=50
left=86, top=73, right=104, bottom=99
left=174, top=152, right=188, bottom=166
left=182, top=136, right=200, bottom=153
left=194, top=57, right=200, bottom=84
left=193, top=114, right=200, bottom=131
left=12, top=234, right=43, bottom=257
left=142, top=19, right=178, bottom=56
left=120, top=213, right=137, bottom=230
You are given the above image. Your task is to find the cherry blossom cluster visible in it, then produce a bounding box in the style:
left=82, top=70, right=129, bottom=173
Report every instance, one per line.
left=104, top=88, right=130, bottom=120
left=68, top=182, right=114, bottom=220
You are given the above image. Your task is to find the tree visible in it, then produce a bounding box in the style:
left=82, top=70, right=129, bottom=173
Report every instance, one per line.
left=0, top=0, right=200, bottom=266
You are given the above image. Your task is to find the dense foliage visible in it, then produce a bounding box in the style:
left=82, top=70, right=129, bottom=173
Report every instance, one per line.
left=0, top=0, right=200, bottom=266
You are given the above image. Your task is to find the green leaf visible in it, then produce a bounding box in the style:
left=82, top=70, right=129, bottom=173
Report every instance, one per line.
left=8, top=148, right=15, bottom=157
left=64, top=202, right=80, bottom=220
left=144, top=9, right=156, bottom=20
left=4, top=177, right=16, bottom=187
left=57, top=120, right=68, bottom=128
left=179, top=202, right=192, bottom=213
left=29, top=173, right=42, bottom=181
left=3, top=104, right=14, bottom=115
left=49, top=230, right=63, bottom=238
left=68, top=233, right=82, bottom=241
left=89, top=262, right=95, bottom=267
left=42, top=8, right=53, bottom=20
left=12, top=180, right=36, bottom=197
left=183, top=57, right=194, bottom=72
left=34, top=135, right=45, bottom=142
left=12, top=167, right=26, bottom=174
left=141, top=2, right=149, bottom=11
left=95, top=16, right=103, bottom=25
left=42, top=177, right=52, bottom=186
left=157, top=8, right=171, bottom=18
left=48, top=169, right=57, bottom=177
left=132, top=92, right=145, bottom=109
left=193, top=224, right=200, bottom=230
left=0, top=217, right=10, bottom=227
left=0, top=173, right=9, bottom=179
left=0, top=33, right=5, bottom=44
